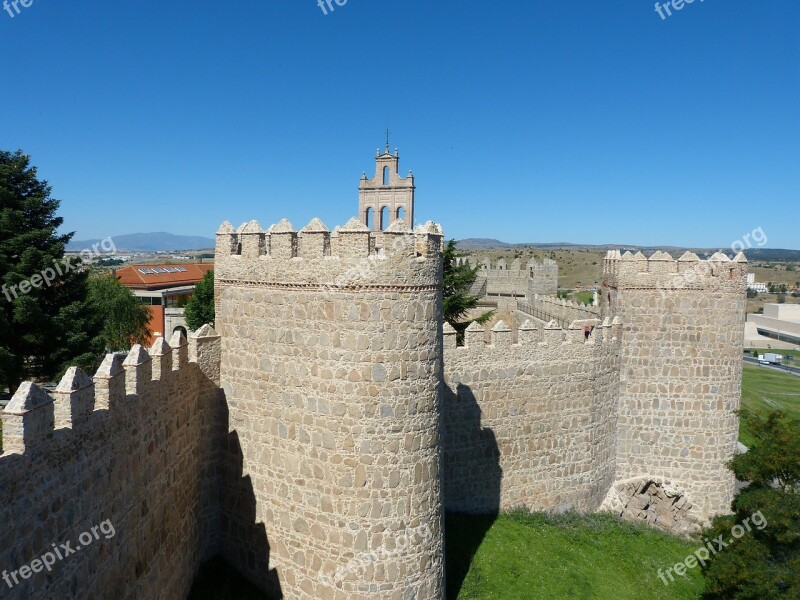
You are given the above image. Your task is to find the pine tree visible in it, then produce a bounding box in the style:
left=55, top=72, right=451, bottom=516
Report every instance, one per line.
left=442, top=240, right=494, bottom=336
left=0, top=150, right=103, bottom=392
left=184, top=270, right=215, bottom=331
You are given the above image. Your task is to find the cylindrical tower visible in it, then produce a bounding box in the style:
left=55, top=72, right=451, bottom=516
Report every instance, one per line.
left=602, top=250, right=747, bottom=523
left=216, top=216, right=445, bottom=599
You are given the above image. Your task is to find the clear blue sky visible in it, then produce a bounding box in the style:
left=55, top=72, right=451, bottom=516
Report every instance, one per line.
left=2, top=0, right=798, bottom=248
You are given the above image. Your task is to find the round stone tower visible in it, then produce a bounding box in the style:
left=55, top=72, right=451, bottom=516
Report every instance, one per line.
left=215, top=216, right=445, bottom=599
left=601, top=250, right=748, bottom=523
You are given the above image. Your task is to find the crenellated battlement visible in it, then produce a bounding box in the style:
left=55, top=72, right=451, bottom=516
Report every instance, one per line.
left=217, top=216, right=443, bottom=260
left=603, top=249, right=748, bottom=291
left=602, top=248, right=748, bottom=523
left=1, top=327, right=220, bottom=457
left=459, top=255, right=559, bottom=299
left=461, top=256, right=558, bottom=273
left=1, top=145, right=753, bottom=599
left=443, top=316, right=623, bottom=515
left=215, top=216, right=444, bottom=293
left=216, top=215, right=446, bottom=598
left=443, top=317, right=621, bottom=353
left=0, top=326, right=222, bottom=599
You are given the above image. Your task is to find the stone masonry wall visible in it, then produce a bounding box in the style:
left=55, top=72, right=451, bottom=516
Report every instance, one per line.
left=468, top=257, right=558, bottom=298
left=602, top=250, right=747, bottom=522
left=0, top=328, right=222, bottom=600
left=442, top=317, right=622, bottom=514
left=215, top=217, right=446, bottom=600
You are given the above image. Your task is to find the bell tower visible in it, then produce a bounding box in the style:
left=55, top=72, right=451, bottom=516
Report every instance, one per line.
left=359, top=143, right=415, bottom=231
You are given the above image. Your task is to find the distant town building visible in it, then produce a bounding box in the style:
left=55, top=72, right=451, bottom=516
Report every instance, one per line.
left=116, top=263, right=214, bottom=338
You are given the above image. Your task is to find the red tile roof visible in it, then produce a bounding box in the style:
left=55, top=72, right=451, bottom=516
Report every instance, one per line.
left=116, top=263, right=214, bottom=290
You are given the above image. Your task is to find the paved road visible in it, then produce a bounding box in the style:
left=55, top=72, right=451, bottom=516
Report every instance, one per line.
left=743, top=356, right=800, bottom=377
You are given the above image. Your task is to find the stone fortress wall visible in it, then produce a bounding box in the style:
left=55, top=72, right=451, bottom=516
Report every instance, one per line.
left=442, top=317, right=622, bottom=515
left=214, top=216, right=446, bottom=600
left=0, top=139, right=750, bottom=598
left=600, top=250, right=748, bottom=524
left=0, top=210, right=748, bottom=599
left=460, top=257, right=558, bottom=301
left=0, top=329, right=222, bottom=600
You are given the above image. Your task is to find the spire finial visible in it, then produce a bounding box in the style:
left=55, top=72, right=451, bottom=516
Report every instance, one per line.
left=385, top=119, right=390, bottom=153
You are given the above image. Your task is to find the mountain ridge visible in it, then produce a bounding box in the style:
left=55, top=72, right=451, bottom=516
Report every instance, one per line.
left=67, top=232, right=215, bottom=252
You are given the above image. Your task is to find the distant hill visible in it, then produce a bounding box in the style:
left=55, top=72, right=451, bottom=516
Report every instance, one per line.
left=67, top=232, right=215, bottom=252
left=455, top=239, right=800, bottom=261
left=457, top=238, right=513, bottom=249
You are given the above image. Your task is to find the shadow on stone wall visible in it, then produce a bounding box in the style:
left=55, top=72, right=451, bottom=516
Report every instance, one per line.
left=214, top=400, right=283, bottom=599
left=443, top=383, right=502, bottom=513
left=442, top=383, right=501, bottom=599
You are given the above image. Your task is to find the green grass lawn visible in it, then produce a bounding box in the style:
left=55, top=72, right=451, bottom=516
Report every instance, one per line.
left=446, top=511, right=704, bottom=600
left=740, top=363, right=800, bottom=447
left=572, top=291, right=595, bottom=305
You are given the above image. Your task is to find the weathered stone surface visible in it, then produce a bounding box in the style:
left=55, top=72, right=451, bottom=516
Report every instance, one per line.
left=216, top=216, right=446, bottom=599
left=0, top=206, right=747, bottom=600
left=601, top=251, right=746, bottom=523
left=0, top=335, right=222, bottom=599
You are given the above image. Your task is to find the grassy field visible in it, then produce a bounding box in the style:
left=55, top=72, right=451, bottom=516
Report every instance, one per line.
left=746, top=292, right=800, bottom=314
left=446, top=511, right=704, bottom=600
left=749, top=263, right=800, bottom=287
left=739, top=362, right=800, bottom=447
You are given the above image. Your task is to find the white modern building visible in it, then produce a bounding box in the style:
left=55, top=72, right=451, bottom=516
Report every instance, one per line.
left=745, top=303, right=800, bottom=349
left=746, top=273, right=769, bottom=294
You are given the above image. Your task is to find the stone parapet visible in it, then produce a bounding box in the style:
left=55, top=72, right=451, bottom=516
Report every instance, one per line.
left=0, top=328, right=222, bottom=600
left=442, top=319, right=622, bottom=514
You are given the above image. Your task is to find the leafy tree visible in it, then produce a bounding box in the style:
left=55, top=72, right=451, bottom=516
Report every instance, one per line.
left=184, top=270, right=215, bottom=330
left=0, top=150, right=103, bottom=392
left=747, top=289, right=759, bottom=298
left=87, top=275, right=151, bottom=352
left=442, top=240, right=493, bottom=336
left=701, top=411, right=800, bottom=599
